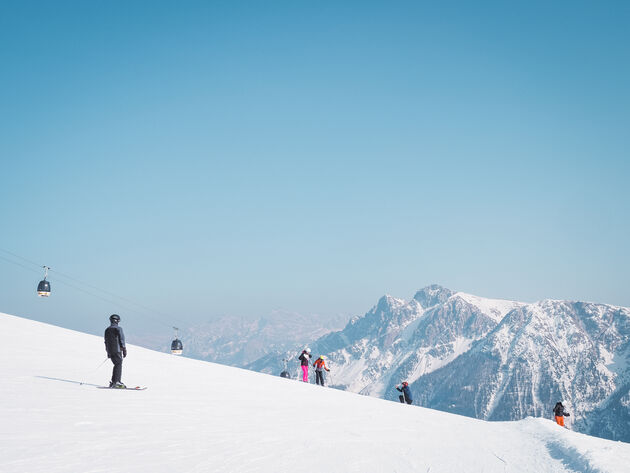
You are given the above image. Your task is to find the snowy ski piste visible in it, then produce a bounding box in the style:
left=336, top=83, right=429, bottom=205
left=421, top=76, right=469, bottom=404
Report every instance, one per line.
left=1, top=312, right=629, bottom=473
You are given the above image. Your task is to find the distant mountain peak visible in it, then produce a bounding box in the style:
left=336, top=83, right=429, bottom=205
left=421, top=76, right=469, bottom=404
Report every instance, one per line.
left=413, top=284, right=455, bottom=308
left=375, top=294, right=406, bottom=312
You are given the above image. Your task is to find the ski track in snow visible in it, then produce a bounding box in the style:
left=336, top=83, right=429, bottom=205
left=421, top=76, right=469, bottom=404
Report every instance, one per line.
left=1, top=312, right=630, bottom=473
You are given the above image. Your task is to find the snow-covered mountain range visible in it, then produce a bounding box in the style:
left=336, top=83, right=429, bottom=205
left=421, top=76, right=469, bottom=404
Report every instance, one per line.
left=247, top=285, right=630, bottom=442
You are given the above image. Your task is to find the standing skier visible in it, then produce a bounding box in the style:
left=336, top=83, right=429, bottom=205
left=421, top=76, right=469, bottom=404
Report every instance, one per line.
left=298, top=348, right=312, bottom=382
left=553, top=401, right=570, bottom=427
left=396, top=381, right=413, bottom=404
left=104, top=314, right=127, bottom=388
left=313, top=355, right=330, bottom=386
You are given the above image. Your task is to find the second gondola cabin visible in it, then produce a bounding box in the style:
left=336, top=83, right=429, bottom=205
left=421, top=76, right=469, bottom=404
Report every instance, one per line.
left=171, top=327, right=183, bottom=355
left=171, top=338, right=183, bottom=355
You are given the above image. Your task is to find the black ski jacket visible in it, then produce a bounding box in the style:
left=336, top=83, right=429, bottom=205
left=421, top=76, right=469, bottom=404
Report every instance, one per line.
left=299, top=351, right=311, bottom=366
left=396, top=385, right=413, bottom=402
left=553, top=403, right=569, bottom=417
left=104, top=323, right=126, bottom=356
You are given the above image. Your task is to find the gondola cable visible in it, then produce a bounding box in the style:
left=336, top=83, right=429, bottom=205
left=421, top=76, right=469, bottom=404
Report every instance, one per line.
left=0, top=251, right=166, bottom=319
left=0, top=247, right=171, bottom=323
left=0, top=247, right=186, bottom=355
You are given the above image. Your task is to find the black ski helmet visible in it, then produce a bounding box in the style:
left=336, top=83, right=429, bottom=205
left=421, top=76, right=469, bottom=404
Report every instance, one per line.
left=109, top=314, right=121, bottom=323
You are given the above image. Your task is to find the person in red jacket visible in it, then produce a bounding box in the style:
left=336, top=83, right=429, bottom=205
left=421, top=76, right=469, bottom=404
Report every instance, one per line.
left=313, top=355, right=330, bottom=386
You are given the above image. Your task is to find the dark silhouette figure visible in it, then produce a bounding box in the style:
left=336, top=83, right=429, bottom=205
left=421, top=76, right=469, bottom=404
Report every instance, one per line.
left=104, top=314, right=127, bottom=388
left=396, top=382, right=413, bottom=404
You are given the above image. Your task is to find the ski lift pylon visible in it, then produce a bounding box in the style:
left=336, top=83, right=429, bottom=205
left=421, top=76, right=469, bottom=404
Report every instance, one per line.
left=280, top=358, right=291, bottom=379
left=37, top=266, right=51, bottom=297
left=171, top=326, right=183, bottom=355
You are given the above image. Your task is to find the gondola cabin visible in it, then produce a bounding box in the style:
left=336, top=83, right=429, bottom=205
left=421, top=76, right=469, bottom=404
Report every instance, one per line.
left=37, top=279, right=51, bottom=297
left=171, top=327, right=183, bottom=355
left=37, top=266, right=51, bottom=297
left=171, top=338, right=183, bottom=355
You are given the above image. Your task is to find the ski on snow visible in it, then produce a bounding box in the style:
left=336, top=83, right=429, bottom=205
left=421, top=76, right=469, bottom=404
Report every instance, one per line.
left=97, top=386, right=147, bottom=390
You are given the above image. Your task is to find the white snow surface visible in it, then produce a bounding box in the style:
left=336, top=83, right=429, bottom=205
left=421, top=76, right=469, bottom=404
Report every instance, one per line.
left=2, top=312, right=629, bottom=473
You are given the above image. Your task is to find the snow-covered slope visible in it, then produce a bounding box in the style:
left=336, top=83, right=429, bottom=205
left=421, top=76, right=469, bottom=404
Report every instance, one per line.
left=2, top=312, right=630, bottom=473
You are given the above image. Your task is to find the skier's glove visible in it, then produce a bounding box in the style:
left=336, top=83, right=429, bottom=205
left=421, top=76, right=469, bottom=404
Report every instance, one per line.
left=122, top=348, right=127, bottom=358
left=565, top=413, right=570, bottom=416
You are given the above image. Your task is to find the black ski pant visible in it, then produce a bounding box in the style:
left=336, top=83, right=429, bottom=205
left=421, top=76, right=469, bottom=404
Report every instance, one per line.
left=110, top=352, right=123, bottom=384
left=315, top=371, right=325, bottom=386
left=399, top=395, right=412, bottom=405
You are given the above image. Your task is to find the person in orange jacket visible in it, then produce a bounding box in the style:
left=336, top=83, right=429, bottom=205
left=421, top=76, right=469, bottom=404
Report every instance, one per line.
left=313, top=355, right=330, bottom=386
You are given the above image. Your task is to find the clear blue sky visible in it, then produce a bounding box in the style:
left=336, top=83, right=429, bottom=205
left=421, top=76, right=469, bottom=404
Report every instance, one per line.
left=1, top=1, right=628, bottom=336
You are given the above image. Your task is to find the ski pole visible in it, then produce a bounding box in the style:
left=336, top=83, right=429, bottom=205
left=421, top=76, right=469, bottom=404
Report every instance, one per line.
left=80, top=357, right=109, bottom=385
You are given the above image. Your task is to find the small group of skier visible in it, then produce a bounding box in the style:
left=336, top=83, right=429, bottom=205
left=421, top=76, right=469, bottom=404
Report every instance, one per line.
left=298, top=348, right=330, bottom=386
left=298, top=347, right=572, bottom=429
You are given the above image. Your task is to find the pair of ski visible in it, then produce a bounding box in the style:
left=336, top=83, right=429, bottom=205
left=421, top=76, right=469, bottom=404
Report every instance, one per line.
left=97, top=385, right=147, bottom=390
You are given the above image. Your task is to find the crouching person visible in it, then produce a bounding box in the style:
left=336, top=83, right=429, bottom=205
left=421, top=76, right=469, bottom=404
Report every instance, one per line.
left=396, top=381, right=412, bottom=404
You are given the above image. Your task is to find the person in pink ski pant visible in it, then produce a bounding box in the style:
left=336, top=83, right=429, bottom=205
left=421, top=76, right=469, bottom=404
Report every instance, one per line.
left=298, top=348, right=312, bottom=382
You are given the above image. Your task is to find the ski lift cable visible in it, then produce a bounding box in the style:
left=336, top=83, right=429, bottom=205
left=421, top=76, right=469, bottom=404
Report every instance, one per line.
left=51, top=274, right=157, bottom=316
left=50, top=272, right=175, bottom=329
left=0, top=253, right=43, bottom=275
left=0, top=248, right=43, bottom=268
left=0, top=247, right=176, bottom=329
left=1, top=248, right=187, bottom=356
left=0, top=246, right=167, bottom=318
left=48, top=267, right=173, bottom=321
left=0, top=254, right=168, bottom=325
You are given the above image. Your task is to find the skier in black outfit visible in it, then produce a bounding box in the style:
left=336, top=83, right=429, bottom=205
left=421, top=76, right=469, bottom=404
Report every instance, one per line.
left=396, top=381, right=413, bottom=404
left=104, top=314, right=127, bottom=388
left=553, top=401, right=570, bottom=427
